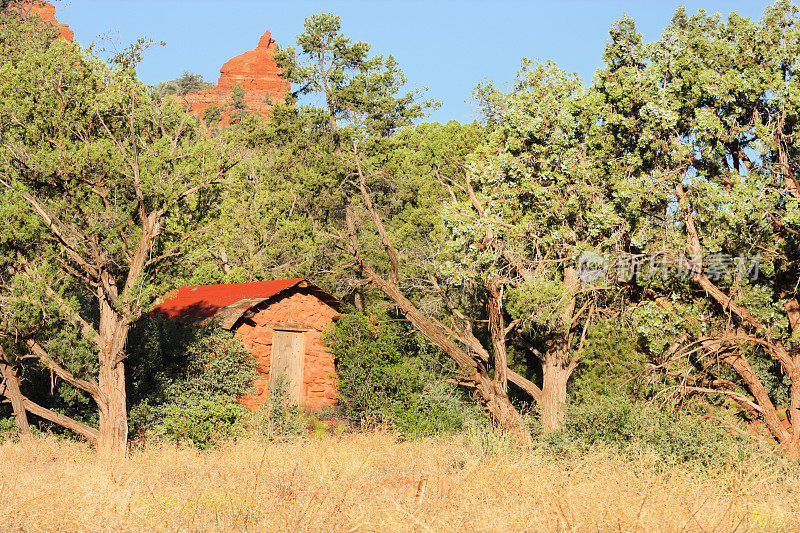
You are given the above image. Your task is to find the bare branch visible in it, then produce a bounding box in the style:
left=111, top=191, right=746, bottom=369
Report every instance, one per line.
left=353, top=153, right=400, bottom=286
left=22, top=397, right=99, bottom=444
left=683, top=386, right=763, bottom=415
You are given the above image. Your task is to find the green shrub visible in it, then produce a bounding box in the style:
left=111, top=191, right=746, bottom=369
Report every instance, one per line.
left=231, top=84, right=247, bottom=110
left=393, top=379, right=486, bottom=439
left=0, top=416, right=16, bottom=440
left=570, top=319, right=647, bottom=400
left=561, top=394, right=756, bottom=468
left=158, top=396, right=246, bottom=449
left=327, top=310, right=487, bottom=438
left=253, top=378, right=306, bottom=440
left=202, top=104, right=223, bottom=126
left=172, top=329, right=258, bottom=401
left=126, top=322, right=258, bottom=446
left=157, top=70, right=212, bottom=95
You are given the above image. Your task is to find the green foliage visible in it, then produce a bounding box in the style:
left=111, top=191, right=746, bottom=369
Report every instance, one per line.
left=170, top=328, right=257, bottom=401
left=0, top=12, right=228, bottom=321
left=588, top=2, right=800, bottom=434
left=183, top=15, right=454, bottom=308
left=5, top=2, right=800, bottom=458
left=126, top=322, right=257, bottom=447
left=328, top=312, right=411, bottom=422
left=202, top=104, right=223, bottom=126
left=504, top=277, right=566, bottom=334
left=0, top=416, right=15, bottom=440
left=157, top=70, right=212, bottom=96
left=391, top=380, right=485, bottom=440
left=253, top=378, right=306, bottom=440
left=230, top=84, right=246, bottom=110
left=275, top=12, right=436, bottom=135
left=571, top=319, right=647, bottom=399
left=0, top=11, right=233, bottom=447
left=0, top=261, right=98, bottom=427
left=559, top=395, right=756, bottom=468
left=158, top=397, right=245, bottom=449
left=327, top=310, right=486, bottom=438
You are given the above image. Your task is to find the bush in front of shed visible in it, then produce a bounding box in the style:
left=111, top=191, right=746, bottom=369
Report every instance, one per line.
left=327, top=310, right=488, bottom=438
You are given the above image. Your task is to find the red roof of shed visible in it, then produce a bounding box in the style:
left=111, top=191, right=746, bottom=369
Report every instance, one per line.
left=151, top=278, right=317, bottom=329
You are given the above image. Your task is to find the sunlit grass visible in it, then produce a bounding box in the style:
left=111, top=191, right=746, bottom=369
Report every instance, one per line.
left=0, top=431, right=798, bottom=532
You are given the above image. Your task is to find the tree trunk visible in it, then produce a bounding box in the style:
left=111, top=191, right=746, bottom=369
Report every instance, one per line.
left=540, top=356, right=570, bottom=432
left=538, top=267, right=579, bottom=433
left=97, top=357, right=127, bottom=453
left=785, top=369, right=800, bottom=459
left=94, top=212, right=160, bottom=454
left=96, top=293, right=129, bottom=454
left=353, top=285, right=365, bottom=312
left=0, top=355, right=32, bottom=440
left=486, top=277, right=508, bottom=394
left=476, top=374, right=531, bottom=445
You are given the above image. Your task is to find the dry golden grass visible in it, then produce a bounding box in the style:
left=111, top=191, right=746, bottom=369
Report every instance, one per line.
left=0, top=431, right=798, bottom=532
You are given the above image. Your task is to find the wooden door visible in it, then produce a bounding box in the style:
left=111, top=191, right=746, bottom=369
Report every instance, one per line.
left=270, top=330, right=305, bottom=404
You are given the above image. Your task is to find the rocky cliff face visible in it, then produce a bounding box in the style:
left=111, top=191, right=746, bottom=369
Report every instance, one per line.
left=181, top=30, right=290, bottom=127
left=13, top=0, right=74, bottom=41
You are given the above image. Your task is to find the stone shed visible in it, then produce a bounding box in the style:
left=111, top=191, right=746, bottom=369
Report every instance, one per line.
left=152, top=278, right=340, bottom=410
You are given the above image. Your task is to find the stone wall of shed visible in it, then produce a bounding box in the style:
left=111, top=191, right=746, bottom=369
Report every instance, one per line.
left=234, top=289, right=339, bottom=410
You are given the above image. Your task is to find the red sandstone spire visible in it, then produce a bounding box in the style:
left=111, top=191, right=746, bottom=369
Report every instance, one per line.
left=257, top=30, right=274, bottom=49
left=181, top=30, right=290, bottom=126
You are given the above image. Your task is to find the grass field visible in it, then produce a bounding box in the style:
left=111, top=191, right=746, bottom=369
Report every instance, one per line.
left=0, top=431, right=798, bottom=532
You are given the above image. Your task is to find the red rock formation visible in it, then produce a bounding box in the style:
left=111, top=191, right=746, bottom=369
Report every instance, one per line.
left=10, top=0, right=74, bottom=41
left=181, top=30, right=289, bottom=127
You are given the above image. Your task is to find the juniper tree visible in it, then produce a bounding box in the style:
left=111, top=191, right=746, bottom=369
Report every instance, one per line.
left=595, top=2, right=800, bottom=456
left=0, top=14, right=231, bottom=452
left=442, top=60, right=638, bottom=432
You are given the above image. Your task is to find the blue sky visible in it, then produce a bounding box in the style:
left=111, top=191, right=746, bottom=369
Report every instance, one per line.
left=57, top=0, right=772, bottom=123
